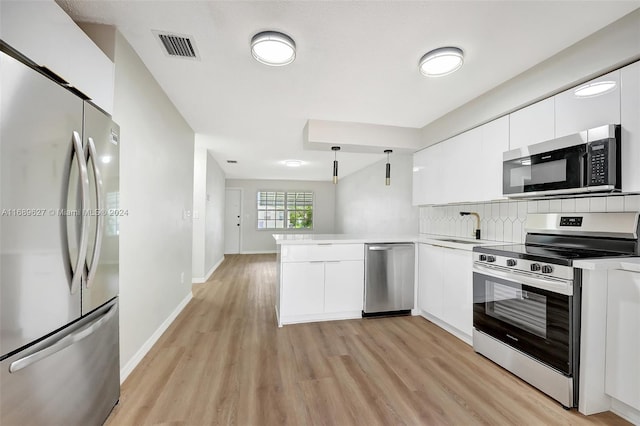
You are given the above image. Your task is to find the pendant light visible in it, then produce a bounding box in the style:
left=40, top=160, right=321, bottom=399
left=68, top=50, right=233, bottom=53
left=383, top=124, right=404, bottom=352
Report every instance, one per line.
left=332, top=146, right=340, bottom=184
left=384, top=150, right=392, bottom=186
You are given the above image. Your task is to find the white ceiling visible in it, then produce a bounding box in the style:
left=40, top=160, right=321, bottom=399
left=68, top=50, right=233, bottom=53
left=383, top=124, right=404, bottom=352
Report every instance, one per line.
left=57, top=0, right=640, bottom=181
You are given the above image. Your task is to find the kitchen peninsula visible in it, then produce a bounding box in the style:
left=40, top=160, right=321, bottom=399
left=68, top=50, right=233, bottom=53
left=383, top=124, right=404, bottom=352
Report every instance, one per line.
left=273, top=234, right=416, bottom=327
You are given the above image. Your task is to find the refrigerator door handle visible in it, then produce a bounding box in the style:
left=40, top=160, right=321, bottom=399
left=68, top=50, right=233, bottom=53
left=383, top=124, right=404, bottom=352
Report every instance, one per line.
left=69, top=130, right=90, bottom=295
left=8, top=301, right=117, bottom=374
left=84, top=137, right=104, bottom=288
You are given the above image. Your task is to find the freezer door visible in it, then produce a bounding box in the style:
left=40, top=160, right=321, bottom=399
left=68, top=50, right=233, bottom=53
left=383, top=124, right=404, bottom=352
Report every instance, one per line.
left=364, top=243, right=415, bottom=313
left=0, top=298, right=120, bottom=426
left=82, top=102, right=120, bottom=314
left=1, top=51, right=84, bottom=356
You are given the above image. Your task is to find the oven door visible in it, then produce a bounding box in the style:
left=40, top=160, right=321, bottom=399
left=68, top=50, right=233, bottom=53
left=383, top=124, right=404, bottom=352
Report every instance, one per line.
left=503, top=143, right=586, bottom=197
left=473, top=266, right=574, bottom=375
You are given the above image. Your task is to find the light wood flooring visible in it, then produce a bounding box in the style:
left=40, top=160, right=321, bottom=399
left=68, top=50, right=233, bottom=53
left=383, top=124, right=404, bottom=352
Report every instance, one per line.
left=106, top=254, right=629, bottom=425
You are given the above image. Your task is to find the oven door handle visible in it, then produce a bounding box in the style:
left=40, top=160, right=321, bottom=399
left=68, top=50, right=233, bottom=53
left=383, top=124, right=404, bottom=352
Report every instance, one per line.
left=473, top=263, right=573, bottom=296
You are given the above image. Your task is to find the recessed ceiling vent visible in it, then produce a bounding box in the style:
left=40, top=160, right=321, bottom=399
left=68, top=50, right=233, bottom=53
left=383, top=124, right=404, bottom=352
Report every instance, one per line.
left=152, top=30, right=199, bottom=60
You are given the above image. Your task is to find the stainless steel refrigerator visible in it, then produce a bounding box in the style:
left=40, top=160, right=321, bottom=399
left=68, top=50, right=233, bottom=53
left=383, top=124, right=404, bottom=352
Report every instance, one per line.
left=0, top=44, right=120, bottom=425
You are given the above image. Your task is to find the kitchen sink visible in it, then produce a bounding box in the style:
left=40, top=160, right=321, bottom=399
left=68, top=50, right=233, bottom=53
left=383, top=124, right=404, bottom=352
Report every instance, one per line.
left=436, top=238, right=480, bottom=244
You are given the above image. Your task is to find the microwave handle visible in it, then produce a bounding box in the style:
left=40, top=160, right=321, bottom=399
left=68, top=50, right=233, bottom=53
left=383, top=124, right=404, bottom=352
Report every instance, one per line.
left=581, top=149, right=589, bottom=187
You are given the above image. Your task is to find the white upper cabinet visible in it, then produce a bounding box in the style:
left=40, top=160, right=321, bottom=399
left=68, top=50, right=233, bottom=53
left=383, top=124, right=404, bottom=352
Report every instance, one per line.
left=480, top=116, right=509, bottom=201
left=555, top=70, right=621, bottom=138
left=453, top=127, right=482, bottom=203
left=413, top=142, right=444, bottom=206
left=620, top=61, right=640, bottom=193
left=509, top=98, right=555, bottom=150
left=412, top=148, right=429, bottom=206
left=412, top=120, right=505, bottom=205
left=0, top=0, right=114, bottom=114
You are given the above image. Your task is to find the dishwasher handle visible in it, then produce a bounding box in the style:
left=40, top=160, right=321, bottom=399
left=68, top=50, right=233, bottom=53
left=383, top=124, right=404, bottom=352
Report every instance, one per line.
left=368, top=246, right=393, bottom=251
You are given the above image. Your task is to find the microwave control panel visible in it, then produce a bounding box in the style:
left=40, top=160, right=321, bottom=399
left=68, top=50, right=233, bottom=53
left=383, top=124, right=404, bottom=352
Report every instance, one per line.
left=588, top=140, right=609, bottom=185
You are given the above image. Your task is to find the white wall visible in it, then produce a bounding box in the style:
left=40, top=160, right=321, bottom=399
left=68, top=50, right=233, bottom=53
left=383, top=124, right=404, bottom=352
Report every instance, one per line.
left=192, top=140, right=225, bottom=282
left=225, top=179, right=336, bottom=253
left=421, top=8, right=640, bottom=147
left=335, top=154, right=418, bottom=234
left=82, top=25, right=195, bottom=378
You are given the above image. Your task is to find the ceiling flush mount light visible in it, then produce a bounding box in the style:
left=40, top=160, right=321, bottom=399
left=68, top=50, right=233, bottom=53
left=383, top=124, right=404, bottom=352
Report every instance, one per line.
left=384, top=150, right=392, bottom=186
left=419, top=47, right=464, bottom=77
left=284, top=160, right=302, bottom=167
left=331, top=146, right=341, bottom=184
left=250, top=31, right=296, bottom=66
left=574, top=81, right=617, bottom=98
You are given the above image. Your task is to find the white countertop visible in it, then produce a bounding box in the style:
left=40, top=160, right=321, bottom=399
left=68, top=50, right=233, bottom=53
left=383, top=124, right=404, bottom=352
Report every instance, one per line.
left=417, top=234, right=501, bottom=251
left=574, top=257, right=640, bottom=272
left=272, top=233, right=418, bottom=245
left=273, top=233, right=502, bottom=250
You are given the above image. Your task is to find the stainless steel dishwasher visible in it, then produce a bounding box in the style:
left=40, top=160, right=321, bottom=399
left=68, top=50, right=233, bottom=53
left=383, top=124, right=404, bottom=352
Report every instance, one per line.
left=363, top=243, right=415, bottom=316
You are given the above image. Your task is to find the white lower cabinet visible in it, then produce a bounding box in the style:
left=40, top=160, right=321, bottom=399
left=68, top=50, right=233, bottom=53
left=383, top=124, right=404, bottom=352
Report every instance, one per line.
left=418, top=244, right=443, bottom=318
left=418, top=243, right=473, bottom=341
left=324, top=261, right=364, bottom=313
left=278, top=243, right=365, bottom=326
left=281, top=262, right=325, bottom=317
left=442, top=249, right=473, bottom=336
left=605, top=269, right=640, bottom=411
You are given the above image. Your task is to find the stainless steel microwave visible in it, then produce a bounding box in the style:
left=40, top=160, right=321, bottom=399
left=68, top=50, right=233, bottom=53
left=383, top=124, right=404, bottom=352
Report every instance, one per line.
left=503, top=124, right=621, bottom=198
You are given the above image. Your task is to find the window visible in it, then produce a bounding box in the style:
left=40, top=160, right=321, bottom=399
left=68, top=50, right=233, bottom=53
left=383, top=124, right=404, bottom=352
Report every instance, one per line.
left=257, top=191, right=313, bottom=230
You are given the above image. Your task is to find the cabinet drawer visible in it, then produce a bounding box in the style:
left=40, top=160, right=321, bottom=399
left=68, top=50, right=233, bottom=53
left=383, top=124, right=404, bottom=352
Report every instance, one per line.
left=281, top=244, right=364, bottom=262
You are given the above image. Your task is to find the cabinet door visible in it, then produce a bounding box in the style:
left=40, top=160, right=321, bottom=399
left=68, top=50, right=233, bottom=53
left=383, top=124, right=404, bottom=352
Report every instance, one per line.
left=324, top=260, right=364, bottom=313
left=605, top=269, right=640, bottom=410
left=418, top=244, right=443, bottom=318
left=281, top=262, right=324, bottom=316
left=509, top=98, right=555, bottom=150
left=413, top=143, right=443, bottom=205
left=1, top=1, right=115, bottom=113
left=456, top=127, right=482, bottom=203
left=481, top=116, right=510, bottom=201
left=441, top=248, right=473, bottom=336
left=412, top=149, right=429, bottom=206
left=621, top=61, right=640, bottom=193
left=555, top=70, right=621, bottom=138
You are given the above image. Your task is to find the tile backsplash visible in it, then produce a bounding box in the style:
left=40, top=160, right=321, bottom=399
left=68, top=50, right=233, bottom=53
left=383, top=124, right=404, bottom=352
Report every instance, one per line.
left=419, top=194, right=640, bottom=244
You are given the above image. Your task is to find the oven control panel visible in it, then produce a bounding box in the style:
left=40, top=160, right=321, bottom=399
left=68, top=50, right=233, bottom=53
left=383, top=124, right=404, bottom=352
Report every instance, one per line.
left=559, top=216, right=583, bottom=227
left=472, top=253, right=573, bottom=281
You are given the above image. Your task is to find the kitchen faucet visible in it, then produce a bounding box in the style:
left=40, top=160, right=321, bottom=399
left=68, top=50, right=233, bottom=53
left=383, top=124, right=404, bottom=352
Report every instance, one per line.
left=459, top=212, right=481, bottom=240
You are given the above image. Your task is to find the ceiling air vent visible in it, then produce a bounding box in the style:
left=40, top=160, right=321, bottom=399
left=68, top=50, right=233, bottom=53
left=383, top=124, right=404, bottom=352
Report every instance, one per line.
left=153, top=30, right=199, bottom=60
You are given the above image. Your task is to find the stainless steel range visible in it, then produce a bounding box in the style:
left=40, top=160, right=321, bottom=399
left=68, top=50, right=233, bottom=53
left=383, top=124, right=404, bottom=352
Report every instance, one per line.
left=472, top=212, right=640, bottom=409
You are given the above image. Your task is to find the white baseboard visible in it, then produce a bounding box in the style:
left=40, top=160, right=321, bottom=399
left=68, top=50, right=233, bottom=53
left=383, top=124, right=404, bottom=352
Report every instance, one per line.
left=611, top=398, right=640, bottom=425
left=192, top=256, right=224, bottom=284
left=240, top=250, right=277, bottom=254
left=119, top=291, right=193, bottom=383
left=418, top=310, right=472, bottom=346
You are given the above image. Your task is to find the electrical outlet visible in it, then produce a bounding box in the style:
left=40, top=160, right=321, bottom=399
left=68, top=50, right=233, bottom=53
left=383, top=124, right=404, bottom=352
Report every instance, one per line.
left=180, top=272, right=184, bottom=284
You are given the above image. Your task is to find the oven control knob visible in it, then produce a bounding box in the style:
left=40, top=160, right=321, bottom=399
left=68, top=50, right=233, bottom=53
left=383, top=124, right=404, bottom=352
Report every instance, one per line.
left=541, top=265, right=554, bottom=274
left=486, top=256, right=496, bottom=263
left=479, top=254, right=487, bottom=261
left=506, top=259, right=517, bottom=266
left=530, top=263, right=541, bottom=272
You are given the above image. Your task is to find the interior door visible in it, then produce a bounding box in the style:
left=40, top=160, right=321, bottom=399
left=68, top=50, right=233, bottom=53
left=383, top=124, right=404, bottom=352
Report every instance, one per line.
left=224, top=188, right=241, bottom=254
left=0, top=51, right=83, bottom=357
left=82, top=102, right=120, bottom=315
